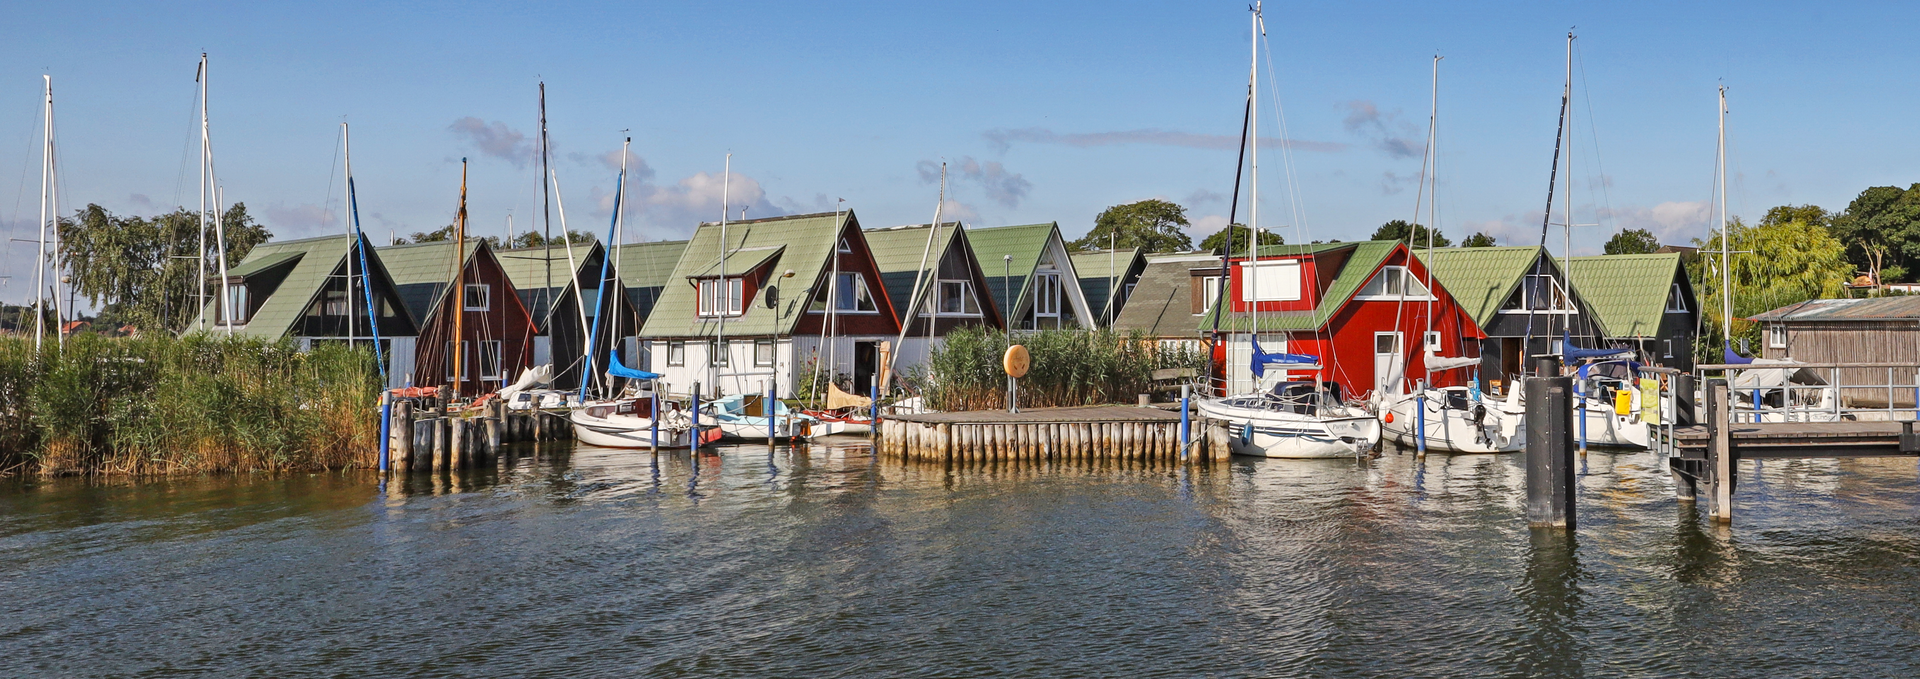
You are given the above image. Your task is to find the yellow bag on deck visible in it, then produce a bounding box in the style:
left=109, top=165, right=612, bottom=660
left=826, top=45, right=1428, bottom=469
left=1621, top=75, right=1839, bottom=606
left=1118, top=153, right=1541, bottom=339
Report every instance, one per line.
left=1639, top=378, right=1660, bottom=422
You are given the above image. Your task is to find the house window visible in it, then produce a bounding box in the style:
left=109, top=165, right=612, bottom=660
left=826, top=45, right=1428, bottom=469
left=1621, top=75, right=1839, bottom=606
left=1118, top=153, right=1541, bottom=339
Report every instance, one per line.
left=1034, top=272, right=1062, bottom=317
left=1198, top=276, right=1221, bottom=315
left=709, top=340, right=729, bottom=366
left=1238, top=260, right=1303, bottom=302
left=1504, top=274, right=1572, bottom=312
left=222, top=284, right=249, bottom=324
left=464, top=283, right=490, bottom=311
left=1375, top=332, right=1402, bottom=355
left=445, top=341, right=467, bottom=380
left=810, top=273, right=879, bottom=313
left=1768, top=325, right=1787, bottom=349
left=1550, top=338, right=1565, bottom=355
left=668, top=341, right=686, bottom=366
left=934, top=280, right=981, bottom=316
left=755, top=339, right=775, bottom=366
left=1666, top=284, right=1688, bottom=313
left=1356, top=266, right=1433, bottom=299
left=1424, top=330, right=1442, bottom=352
left=837, top=238, right=853, bottom=254
left=324, top=289, right=350, bottom=316
left=1663, top=339, right=1674, bottom=358
left=381, top=298, right=394, bottom=317
left=698, top=277, right=745, bottom=317
left=1125, top=282, right=1136, bottom=300
left=477, top=340, right=502, bottom=379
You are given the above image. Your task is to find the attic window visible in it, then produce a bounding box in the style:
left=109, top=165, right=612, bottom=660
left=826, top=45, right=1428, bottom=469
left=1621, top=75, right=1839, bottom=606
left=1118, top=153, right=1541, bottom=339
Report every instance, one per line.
left=1238, top=260, right=1302, bottom=301
left=464, top=284, right=490, bottom=311
left=1355, top=266, right=1432, bottom=300
left=810, top=273, right=878, bottom=313
left=1502, top=275, right=1572, bottom=313
left=837, top=238, right=853, bottom=254
left=1665, top=283, right=1687, bottom=313
left=698, top=277, right=745, bottom=317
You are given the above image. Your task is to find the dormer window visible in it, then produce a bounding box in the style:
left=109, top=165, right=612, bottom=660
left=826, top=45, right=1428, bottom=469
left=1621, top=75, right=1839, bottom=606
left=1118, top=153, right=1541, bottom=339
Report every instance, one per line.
left=698, top=277, right=744, bottom=317
left=1238, top=260, right=1302, bottom=301
left=1355, top=266, right=1433, bottom=300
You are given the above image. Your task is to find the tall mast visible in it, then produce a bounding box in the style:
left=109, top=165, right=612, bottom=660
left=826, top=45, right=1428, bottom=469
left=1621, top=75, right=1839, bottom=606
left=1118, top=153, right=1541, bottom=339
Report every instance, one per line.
left=197, top=56, right=207, bottom=333
left=539, top=83, right=552, bottom=317
left=34, top=75, right=51, bottom=350
left=610, top=137, right=630, bottom=391
left=1562, top=32, right=1574, bottom=343
left=452, top=159, right=468, bottom=398
left=203, top=53, right=233, bottom=336
left=344, top=123, right=356, bottom=347
left=1424, top=54, right=1440, bottom=379
left=716, top=154, right=729, bottom=396
left=1719, top=85, right=1731, bottom=347
left=344, top=123, right=385, bottom=381
left=1247, top=2, right=1261, bottom=345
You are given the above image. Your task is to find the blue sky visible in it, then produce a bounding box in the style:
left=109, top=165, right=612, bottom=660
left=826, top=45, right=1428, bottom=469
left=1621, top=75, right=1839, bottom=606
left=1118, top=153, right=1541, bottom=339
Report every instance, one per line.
left=3, top=1, right=1917, bottom=306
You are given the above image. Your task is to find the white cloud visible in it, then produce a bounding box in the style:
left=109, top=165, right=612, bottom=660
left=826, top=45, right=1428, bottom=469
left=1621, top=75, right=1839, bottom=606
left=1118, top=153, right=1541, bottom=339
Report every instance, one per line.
left=449, top=117, right=535, bottom=167
left=1597, top=200, right=1713, bottom=245
left=918, top=157, right=1031, bottom=209
left=262, top=202, right=337, bottom=233
left=1341, top=100, right=1423, bottom=159
left=984, top=127, right=1345, bottom=154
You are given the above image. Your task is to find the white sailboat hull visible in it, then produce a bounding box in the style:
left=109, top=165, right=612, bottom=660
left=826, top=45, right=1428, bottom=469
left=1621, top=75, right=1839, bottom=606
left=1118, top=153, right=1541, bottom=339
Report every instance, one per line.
left=1573, top=399, right=1650, bottom=449
left=1381, top=390, right=1525, bottom=454
left=570, top=407, right=708, bottom=449
left=1198, top=399, right=1380, bottom=458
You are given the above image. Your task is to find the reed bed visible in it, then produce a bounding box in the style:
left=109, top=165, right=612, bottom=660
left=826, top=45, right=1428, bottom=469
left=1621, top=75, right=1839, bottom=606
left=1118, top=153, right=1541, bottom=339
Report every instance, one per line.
left=916, top=326, right=1204, bottom=411
left=0, top=334, right=381, bottom=477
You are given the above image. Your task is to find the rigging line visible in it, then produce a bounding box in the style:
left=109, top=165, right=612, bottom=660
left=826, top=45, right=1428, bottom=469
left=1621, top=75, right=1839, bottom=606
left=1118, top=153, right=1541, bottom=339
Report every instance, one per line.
left=1540, top=43, right=1572, bottom=246
left=1207, top=88, right=1253, bottom=337
left=1574, top=40, right=1616, bottom=237
left=170, top=74, right=198, bottom=211
left=324, top=124, right=341, bottom=235
left=1261, top=21, right=1342, bottom=380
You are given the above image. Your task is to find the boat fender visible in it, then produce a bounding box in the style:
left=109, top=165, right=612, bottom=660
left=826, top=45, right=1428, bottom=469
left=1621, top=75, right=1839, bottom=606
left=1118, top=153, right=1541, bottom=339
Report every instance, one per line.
left=1383, top=412, right=1395, bottom=424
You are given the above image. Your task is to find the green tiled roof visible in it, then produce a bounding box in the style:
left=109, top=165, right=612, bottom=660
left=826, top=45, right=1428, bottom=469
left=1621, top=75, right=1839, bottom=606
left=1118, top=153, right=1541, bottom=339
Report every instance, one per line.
left=195, top=233, right=408, bottom=339
left=1200, top=241, right=1400, bottom=332
left=613, top=240, right=690, bottom=320
left=639, top=211, right=889, bottom=338
left=376, top=239, right=484, bottom=322
left=968, top=223, right=1058, bottom=317
left=226, top=249, right=303, bottom=278
left=1069, top=247, right=1143, bottom=320
left=1413, top=246, right=1544, bottom=327
left=863, top=222, right=963, bottom=317
left=496, top=241, right=601, bottom=326
left=1563, top=253, right=1684, bottom=338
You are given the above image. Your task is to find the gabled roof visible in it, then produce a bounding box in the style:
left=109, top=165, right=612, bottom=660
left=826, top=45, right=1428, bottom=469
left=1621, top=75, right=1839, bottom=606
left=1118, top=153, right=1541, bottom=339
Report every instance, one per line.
left=639, top=211, right=888, bottom=338
left=1070, top=247, right=1144, bottom=320
left=612, top=239, right=690, bottom=320
left=1563, top=253, right=1686, bottom=338
left=1110, top=255, right=1220, bottom=338
left=496, top=241, right=602, bottom=326
left=196, top=234, right=387, bottom=338
left=968, top=223, right=1059, bottom=316
left=1200, top=241, right=1400, bottom=332
left=376, top=239, right=486, bottom=322
left=1413, top=246, right=1546, bottom=327
left=864, top=222, right=964, bottom=317
left=1750, top=296, right=1920, bottom=322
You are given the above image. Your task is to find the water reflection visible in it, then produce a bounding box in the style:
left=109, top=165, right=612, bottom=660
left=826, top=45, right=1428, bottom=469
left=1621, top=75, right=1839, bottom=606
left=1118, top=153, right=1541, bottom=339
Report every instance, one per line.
left=3, top=441, right=1919, bottom=676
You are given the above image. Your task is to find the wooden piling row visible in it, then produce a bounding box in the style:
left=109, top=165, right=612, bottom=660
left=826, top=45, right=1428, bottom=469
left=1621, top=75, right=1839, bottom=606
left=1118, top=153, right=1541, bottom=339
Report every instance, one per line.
left=384, top=398, right=576, bottom=475
left=879, top=408, right=1220, bottom=466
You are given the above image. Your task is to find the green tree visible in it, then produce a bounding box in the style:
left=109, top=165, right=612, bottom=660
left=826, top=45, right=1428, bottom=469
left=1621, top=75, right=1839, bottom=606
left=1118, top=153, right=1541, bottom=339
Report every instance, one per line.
left=1198, top=224, right=1283, bottom=256
left=397, top=226, right=591, bottom=249
left=1371, top=219, right=1451, bottom=247
left=59, top=203, right=270, bottom=332
left=1603, top=228, right=1660, bottom=255
left=1461, top=232, right=1498, bottom=247
left=1072, top=199, right=1194, bottom=253
left=1693, top=216, right=1850, bottom=354
left=1830, top=187, right=1920, bottom=282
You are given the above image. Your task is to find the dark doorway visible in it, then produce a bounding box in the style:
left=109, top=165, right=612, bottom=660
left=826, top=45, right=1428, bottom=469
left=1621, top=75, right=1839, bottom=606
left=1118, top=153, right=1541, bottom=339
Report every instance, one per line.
left=853, top=341, right=878, bottom=396
left=1501, top=338, right=1522, bottom=389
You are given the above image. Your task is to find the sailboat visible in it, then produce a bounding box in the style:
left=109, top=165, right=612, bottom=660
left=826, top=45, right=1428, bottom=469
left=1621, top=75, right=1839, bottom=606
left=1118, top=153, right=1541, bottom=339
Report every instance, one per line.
left=1195, top=3, right=1380, bottom=459
left=1377, top=55, right=1526, bottom=454
left=568, top=138, right=715, bottom=448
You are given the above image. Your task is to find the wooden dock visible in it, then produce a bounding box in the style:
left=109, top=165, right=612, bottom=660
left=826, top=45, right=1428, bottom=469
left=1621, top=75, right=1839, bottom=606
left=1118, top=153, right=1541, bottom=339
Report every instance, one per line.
left=879, top=405, right=1229, bottom=464
left=1672, top=421, right=1920, bottom=458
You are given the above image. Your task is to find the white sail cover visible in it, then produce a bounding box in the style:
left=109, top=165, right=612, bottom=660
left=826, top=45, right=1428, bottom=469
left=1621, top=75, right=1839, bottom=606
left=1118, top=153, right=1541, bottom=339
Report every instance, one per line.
left=1424, top=351, right=1479, bottom=372
left=499, top=364, right=554, bottom=400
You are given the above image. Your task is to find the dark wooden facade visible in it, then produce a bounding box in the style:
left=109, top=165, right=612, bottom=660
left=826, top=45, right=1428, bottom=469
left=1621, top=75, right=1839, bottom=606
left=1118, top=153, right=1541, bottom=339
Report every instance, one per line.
left=409, top=242, right=539, bottom=397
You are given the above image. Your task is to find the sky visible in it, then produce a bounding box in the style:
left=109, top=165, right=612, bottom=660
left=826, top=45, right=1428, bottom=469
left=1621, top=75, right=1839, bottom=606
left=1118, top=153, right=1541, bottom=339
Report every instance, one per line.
left=3, top=1, right=1919, bottom=309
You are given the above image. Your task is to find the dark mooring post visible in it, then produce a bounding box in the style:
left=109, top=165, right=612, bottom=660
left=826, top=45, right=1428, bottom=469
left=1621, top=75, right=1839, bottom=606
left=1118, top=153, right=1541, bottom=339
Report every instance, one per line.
left=1707, top=379, right=1733, bottom=524
left=1670, top=373, right=1698, bottom=501
left=1526, top=355, right=1576, bottom=528
left=393, top=399, right=414, bottom=473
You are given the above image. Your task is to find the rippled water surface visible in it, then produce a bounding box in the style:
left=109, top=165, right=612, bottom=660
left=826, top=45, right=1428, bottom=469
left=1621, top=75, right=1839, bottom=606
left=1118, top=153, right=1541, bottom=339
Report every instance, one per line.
left=4, top=440, right=1920, bottom=677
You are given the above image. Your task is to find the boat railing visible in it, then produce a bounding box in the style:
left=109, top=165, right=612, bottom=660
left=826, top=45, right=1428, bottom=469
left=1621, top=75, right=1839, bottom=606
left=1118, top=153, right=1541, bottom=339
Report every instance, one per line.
left=1698, top=362, right=1920, bottom=424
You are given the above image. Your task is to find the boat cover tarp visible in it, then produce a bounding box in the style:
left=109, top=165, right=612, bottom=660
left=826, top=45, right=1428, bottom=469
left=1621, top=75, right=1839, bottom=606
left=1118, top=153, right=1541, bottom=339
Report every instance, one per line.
left=1250, top=336, right=1319, bottom=378
left=1730, top=357, right=1829, bottom=390
left=1424, top=352, right=1479, bottom=372
left=826, top=382, right=873, bottom=410
left=1563, top=332, right=1632, bottom=360
left=606, top=351, right=662, bottom=381
left=1722, top=343, right=1756, bottom=365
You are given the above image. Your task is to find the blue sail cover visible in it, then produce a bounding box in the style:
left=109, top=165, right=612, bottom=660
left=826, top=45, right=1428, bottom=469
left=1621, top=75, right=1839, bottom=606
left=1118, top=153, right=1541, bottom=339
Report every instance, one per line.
left=607, top=350, right=662, bottom=380
left=1577, top=359, right=1642, bottom=382
left=1562, top=332, right=1632, bottom=360
left=1721, top=343, right=1755, bottom=365
left=1249, top=336, right=1319, bottom=378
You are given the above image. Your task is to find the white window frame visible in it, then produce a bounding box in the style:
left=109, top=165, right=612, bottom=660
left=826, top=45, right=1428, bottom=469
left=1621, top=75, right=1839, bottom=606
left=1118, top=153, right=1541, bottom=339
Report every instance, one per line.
left=698, top=277, right=745, bottom=317
left=1198, top=276, right=1221, bottom=315
left=1374, top=331, right=1402, bottom=356
left=1663, top=339, right=1674, bottom=358
left=709, top=339, right=729, bottom=367
left=932, top=279, right=982, bottom=317
left=1238, top=260, right=1303, bottom=302
left=223, top=284, right=249, bottom=324
left=1424, top=330, right=1442, bottom=352
left=837, top=238, right=853, bottom=254
left=1354, top=266, right=1435, bottom=301
left=1768, top=324, right=1787, bottom=349
left=1034, top=272, right=1062, bottom=318
left=1501, top=274, right=1575, bottom=314
left=1666, top=283, right=1688, bottom=313
left=667, top=340, right=686, bottom=366
left=754, top=339, right=775, bottom=366
left=477, top=340, right=503, bottom=379
left=324, top=289, right=350, bottom=316
left=463, top=283, right=490, bottom=311
left=445, top=341, right=468, bottom=380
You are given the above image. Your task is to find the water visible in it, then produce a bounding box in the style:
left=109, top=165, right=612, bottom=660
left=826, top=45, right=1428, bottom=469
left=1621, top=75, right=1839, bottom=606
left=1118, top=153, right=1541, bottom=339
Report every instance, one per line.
left=4, top=442, right=1919, bottom=677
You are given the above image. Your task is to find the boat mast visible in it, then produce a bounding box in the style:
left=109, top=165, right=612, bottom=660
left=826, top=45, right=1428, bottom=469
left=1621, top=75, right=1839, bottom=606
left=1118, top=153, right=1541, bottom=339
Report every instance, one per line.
left=1719, top=85, right=1731, bottom=348
left=539, top=83, right=553, bottom=318
left=201, top=54, right=234, bottom=336
left=344, top=123, right=356, bottom=348
left=888, top=174, right=943, bottom=388
left=453, top=159, right=468, bottom=398
left=1247, top=1, right=1261, bottom=364
left=196, top=57, right=207, bottom=333
left=1562, top=32, right=1574, bottom=344
left=716, top=154, right=729, bottom=398
left=1424, top=55, right=1440, bottom=381
left=610, top=137, right=631, bottom=393
left=344, top=123, right=385, bottom=381
left=34, top=75, right=52, bottom=350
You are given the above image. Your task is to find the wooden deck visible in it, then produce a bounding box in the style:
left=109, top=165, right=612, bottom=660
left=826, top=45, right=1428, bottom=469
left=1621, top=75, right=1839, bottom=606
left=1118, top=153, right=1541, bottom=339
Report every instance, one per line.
left=1672, top=421, right=1920, bottom=458
left=887, top=405, right=1181, bottom=424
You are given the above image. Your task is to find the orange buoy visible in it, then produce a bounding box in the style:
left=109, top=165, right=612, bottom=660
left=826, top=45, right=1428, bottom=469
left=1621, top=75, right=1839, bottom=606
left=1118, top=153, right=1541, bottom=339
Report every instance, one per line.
left=1383, top=412, right=1395, bottom=424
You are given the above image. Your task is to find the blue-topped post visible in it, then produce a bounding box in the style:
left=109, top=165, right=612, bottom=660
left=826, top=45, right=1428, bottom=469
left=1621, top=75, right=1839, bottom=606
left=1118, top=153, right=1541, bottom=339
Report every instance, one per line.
left=1179, top=384, right=1191, bottom=459
left=649, top=389, right=659, bottom=451
left=870, top=383, right=880, bottom=435
left=1414, top=378, right=1428, bottom=456
left=378, top=390, right=392, bottom=474
left=1577, top=375, right=1589, bottom=455
left=766, top=381, right=776, bottom=440
left=691, top=383, right=701, bottom=451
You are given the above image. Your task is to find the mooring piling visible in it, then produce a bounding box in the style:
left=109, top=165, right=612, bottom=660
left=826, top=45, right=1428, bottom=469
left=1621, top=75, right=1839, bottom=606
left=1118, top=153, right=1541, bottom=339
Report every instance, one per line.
left=1526, top=356, right=1576, bottom=528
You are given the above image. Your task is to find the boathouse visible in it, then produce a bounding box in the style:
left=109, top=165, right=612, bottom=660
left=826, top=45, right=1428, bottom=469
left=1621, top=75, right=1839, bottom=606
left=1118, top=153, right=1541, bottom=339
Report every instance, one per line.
left=1202, top=241, right=1484, bottom=398
left=1069, top=247, right=1147, bottom=326
left=1750, top=296, right=1920, bottom=407
left=613, top=239, right=692, bottom=372
left=1108, top=251, right=1222, bottom=353
left=377, top=239, right=538, bottom=397
left=1563, top=253, right=1699, bottom=371
left=495, top=241, right=590, bottom=368
left=864, top=221, right=1005, bottom=372
left=197, top=233, right=419, bottom=387
left=969, top=223, right=1099, bottom=331
left=1416, top=246, right=1608, bottom=395
left=637, top=211, right=902, bottom=399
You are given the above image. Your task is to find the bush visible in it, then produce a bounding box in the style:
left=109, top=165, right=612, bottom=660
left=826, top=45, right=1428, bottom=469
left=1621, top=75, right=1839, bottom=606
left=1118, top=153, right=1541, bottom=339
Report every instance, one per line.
left=917, top=326, right=1205, bottom=410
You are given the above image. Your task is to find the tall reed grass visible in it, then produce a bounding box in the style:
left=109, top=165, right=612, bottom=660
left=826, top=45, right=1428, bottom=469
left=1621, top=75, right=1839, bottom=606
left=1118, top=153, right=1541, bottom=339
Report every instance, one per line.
left=0, top=334, right=381, bottom=476
left=914, top=326, right=1205, bottom=411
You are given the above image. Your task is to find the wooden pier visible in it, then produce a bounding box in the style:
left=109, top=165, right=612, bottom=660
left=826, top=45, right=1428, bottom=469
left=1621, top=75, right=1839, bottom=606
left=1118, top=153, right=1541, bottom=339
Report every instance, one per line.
left=383, top=389, right=571, bottom=474
left=879, top=405, right=1229, bottom=464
